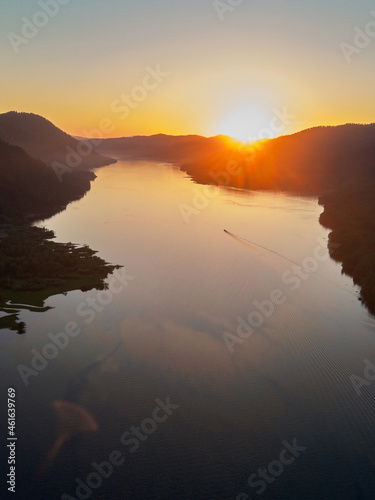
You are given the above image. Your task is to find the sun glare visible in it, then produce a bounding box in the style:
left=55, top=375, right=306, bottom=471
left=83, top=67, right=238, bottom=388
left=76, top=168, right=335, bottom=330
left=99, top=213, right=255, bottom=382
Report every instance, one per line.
left=218, top=105, right=273, bottom=143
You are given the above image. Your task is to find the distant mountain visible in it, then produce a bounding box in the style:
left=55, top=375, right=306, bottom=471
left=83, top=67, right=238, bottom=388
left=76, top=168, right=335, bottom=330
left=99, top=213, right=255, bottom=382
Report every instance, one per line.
left=96, top=133, right=230, bottom=164
left=180, top=123, right=375, bottom=193
left=0, top=112, right=116, bottom=171
left=0, top=137, right=94, bottom=222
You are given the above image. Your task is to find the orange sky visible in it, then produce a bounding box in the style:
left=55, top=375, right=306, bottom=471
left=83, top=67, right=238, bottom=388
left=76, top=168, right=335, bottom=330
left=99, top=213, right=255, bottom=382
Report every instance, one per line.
left=1, top=1, right=375, bottom=139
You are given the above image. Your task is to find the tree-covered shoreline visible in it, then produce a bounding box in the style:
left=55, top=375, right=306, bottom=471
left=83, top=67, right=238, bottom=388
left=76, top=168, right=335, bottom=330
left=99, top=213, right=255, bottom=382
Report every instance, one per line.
left=319, top=182, right=375, bottom=314
left=0, top=136, right=121, bottom=333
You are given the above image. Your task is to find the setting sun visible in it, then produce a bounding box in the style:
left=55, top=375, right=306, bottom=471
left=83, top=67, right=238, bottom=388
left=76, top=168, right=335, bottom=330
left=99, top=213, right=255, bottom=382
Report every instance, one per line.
left=217, top=104, right=273, bottom=143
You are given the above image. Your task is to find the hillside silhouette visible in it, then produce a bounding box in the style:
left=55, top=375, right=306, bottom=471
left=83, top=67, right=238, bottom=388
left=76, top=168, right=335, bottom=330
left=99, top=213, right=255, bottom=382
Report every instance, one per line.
left=180, top=123, right=375, bottom=192
left=0, top=111, right=116, bottom=171
left=0, top=137, right=94, bottom=222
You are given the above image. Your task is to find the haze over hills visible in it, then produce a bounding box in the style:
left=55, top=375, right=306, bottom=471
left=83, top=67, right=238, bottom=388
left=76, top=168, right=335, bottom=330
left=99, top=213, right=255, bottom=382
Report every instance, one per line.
left=0, top=111, right=116, bottom=171
left=181, top=123, right=375, bottom=192
left=1, top=111, right=375, bottom=199
left=3, top=111, right=375, bottom=195
left=95, top=133, right=230, bottom=164
left=2, top=111, right=375, bottom=222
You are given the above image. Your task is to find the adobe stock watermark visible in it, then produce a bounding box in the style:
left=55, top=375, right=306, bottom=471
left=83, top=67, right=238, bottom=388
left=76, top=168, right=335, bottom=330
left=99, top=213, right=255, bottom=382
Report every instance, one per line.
left=236, top=438, right=307, bottom=499
left=340, top=11, right=375, bottom=63
left=247, top=107, right=296, bottom=143
left=8, top=0, right=72, bottom=54
left=17, top=268, right=134, bottom=386
left=52, top=64, right=169, bottom=182
left=61, top=396, right=180, bottom=500
left=179, top=107, right=296, bottom=224
left=349, top=359, right=375, bottom=396
left=223, top=237, right=330, bottom=353
left=178, top=161, right=241, bottom=224
left=214, top=0, right=245, bottom=22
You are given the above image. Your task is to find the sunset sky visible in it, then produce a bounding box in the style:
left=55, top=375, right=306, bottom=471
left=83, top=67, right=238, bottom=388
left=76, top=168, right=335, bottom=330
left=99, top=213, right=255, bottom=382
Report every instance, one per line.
left=1, top=0, right=375, bottom=139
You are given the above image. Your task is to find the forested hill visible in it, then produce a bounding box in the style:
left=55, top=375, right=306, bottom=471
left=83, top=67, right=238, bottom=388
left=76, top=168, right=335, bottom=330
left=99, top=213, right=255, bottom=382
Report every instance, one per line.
left=0, top=111, right=116, bottom=171
left=0, top=138, right=95, bottom=222
left=181, top=123, right=375, bottom=193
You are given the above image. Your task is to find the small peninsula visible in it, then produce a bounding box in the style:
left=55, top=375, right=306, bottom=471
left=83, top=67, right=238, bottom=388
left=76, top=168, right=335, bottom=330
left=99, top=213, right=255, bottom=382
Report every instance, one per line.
left=0, top=119, right=120, bottom=334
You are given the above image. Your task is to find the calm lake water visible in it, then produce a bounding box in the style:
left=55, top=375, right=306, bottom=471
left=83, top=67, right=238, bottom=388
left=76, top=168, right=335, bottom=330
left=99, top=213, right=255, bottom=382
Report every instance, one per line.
left=2, top=160, right=375, bottom=499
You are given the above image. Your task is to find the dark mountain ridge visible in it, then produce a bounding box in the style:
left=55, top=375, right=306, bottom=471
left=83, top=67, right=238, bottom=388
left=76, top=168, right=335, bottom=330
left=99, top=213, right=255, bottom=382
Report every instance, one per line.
left=180, top=123, right=375, bottom=193
left=0, top=137, right=94, bottom=222
left=0, top=111, right=116, bottom=171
